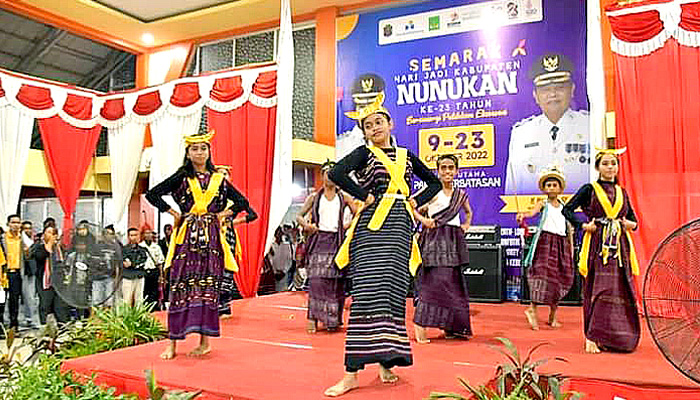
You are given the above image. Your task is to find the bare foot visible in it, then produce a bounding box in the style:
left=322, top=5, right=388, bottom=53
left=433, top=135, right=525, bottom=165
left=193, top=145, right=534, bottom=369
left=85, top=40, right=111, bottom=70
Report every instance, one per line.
left=379, top=365, right=399, bottom=383
left=160, top=345, right=176, bottom=360
left=188, top=345, right=211, bottom=357
left=548, top=318, right=562, bottom=328
left=524, top=308, right=539, bottom=331
left=585, top=339, right=601, bottom=354
left=324, top=373, right=359, bottom=397
left=307, top=320, right=317, bottom=334
left=414, top=324, right=430, bottom=344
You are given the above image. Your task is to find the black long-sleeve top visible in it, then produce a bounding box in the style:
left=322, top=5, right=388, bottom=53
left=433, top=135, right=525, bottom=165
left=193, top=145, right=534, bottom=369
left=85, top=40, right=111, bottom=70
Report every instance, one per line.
left=145, top=169, right=258, bottom=223
left=329, top=146, right=441, bottom=208
left=562, top=179, right=638, bottom=230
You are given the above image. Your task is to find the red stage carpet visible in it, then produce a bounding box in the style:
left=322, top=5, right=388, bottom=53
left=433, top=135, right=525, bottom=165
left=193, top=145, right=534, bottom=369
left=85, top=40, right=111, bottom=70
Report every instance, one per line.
left=62, top=292, right=700, bottom=399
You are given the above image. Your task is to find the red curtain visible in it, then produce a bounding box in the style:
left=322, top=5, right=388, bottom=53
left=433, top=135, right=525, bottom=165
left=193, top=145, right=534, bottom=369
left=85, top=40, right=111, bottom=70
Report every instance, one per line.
left=208, top=72, right=277, bottom=297
left=610, top=5, right=700, bottom=278
left=38, top=94, right=101, bottom=235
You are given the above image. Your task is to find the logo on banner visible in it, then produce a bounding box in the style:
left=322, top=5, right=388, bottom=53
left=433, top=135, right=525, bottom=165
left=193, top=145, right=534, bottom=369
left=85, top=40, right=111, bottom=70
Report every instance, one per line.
left=429, top=15, right=440, bottom=31
left=506, top=2, right=519, bottom=18
left=447, top=11, right=461, bottom=28
left=383, top=24, right=393, bottom=37
left=404, top=20, right=416, bottom=31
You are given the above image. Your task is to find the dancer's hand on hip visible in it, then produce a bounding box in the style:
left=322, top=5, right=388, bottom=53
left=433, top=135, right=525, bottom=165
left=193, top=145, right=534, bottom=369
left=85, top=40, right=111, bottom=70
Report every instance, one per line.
left=582, top=221, right=597, bottom=233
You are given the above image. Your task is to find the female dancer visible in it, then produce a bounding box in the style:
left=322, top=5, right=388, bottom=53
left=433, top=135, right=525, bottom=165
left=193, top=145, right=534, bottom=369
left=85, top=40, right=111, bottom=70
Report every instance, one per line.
left=297, top=160, right=356, bottom=333
left=517, top=166, right=573, bottom=330
left=562, top=148, right=640, bottom=353
left=146, top=131, right=257, bottom=359
left=412, top=154, right=473, bottom=343
left=325, top=93, right=441, bottom=396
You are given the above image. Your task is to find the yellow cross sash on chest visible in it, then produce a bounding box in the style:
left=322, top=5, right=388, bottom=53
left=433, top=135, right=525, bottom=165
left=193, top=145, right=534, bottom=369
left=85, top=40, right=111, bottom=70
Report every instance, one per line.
left=164, top=172, right=239, bottom=272
left=578, top=182, right=639, bottom=277
left=334, top=146, right=422, bottom=276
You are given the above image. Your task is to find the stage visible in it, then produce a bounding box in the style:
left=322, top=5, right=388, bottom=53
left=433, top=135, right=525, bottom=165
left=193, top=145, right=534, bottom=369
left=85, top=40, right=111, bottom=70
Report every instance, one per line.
left=62, top=292, right=700, bottom=399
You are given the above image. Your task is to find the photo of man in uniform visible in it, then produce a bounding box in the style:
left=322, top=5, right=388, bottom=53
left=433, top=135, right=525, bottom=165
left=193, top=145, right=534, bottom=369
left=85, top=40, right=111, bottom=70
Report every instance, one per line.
left=505, top=54, right=590, bottom=195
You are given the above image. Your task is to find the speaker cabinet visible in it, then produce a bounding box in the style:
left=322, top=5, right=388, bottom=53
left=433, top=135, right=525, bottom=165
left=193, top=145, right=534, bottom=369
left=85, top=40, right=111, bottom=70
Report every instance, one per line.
left=464, top=244, right=504, bottom=303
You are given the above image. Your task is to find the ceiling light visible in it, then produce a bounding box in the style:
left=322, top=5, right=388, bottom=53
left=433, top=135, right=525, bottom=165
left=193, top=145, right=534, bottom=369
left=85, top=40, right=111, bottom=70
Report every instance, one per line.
left=141, top=33, right=155, bottom=45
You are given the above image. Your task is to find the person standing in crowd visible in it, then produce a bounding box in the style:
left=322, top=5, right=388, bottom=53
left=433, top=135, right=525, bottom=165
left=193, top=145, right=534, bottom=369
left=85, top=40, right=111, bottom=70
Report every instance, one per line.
left=297, top=160, right=357, bottom=333
left=325, top=93, right=441, bottom=396
left=159, top=224, right=173, bottom=259
left=91, top=225, right=120, bottom=308
left=140, top=229, right=165, bottom=309
left=31, top=225, right=70, bottom=324
left=1, top=215, right=27, bottom=331
left=146, top=131, right=257, bottom=360
left=0, top=233, right=6, bottom=334
left=121, top=227, right=148, bottom=307
left=412, top=154, right=473, bottom=344
left=563, top=148, right=640, bottom=354
left=517, top=166, right=574, bottom=330
left=20, top=220, right=39, bottom=329
left=505, top=54, right=589, bottom=195
left=269, top=227, right=294, bottom=292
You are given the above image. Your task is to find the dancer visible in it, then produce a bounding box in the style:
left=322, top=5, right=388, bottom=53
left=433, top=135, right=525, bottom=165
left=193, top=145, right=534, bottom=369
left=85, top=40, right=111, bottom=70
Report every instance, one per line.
left=562, top=148, right=640, bottom=354
left=296, top=160, right=356, bottom=333
left=215, top=165, right=243, bottom=317
left=412, top=154, right=473, bottom=343
left=517, top=165, right=573, bottom=330
left=324, top=93, right=441, bottom=396
left=146, top=131, right=257, bottom=359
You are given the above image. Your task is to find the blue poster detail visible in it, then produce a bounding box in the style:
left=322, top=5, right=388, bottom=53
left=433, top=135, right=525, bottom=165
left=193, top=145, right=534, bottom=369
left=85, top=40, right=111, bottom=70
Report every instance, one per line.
left=336, top=0, right=588, bottom=298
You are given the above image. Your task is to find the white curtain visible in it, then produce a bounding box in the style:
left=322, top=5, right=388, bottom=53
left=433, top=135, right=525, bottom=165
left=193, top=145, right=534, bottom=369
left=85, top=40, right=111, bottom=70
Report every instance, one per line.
left=265, top=0, right=295, bottom=251
left=107, top=121, right=146, bottom=228
left=587, top=0, right=607, bottom=177
left=0, top=104, right=34, bottom=222
left=149, top=110, right=202, bottom=189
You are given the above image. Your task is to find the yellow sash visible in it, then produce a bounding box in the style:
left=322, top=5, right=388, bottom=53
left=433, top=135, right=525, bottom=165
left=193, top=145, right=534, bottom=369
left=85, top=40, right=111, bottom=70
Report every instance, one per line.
left=334, top=146, right=422, bottom=276
left=578, top=182, right=639, bottom=277
left=164, top=172, right=239, bottom=272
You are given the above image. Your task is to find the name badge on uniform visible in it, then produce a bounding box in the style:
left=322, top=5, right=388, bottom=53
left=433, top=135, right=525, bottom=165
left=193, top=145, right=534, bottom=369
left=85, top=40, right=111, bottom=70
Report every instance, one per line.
left=524, top=142, right=539, bottom=149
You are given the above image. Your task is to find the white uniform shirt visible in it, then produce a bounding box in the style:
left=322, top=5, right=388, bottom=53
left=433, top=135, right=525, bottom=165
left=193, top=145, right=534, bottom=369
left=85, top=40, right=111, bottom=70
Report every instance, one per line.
left=318, top=194, right=341, bottom=233
left=541, top=202, right=566, bottom=236
left=505, top=109, right=590, bottom=194
left=427, top=190, right=461, bottom=227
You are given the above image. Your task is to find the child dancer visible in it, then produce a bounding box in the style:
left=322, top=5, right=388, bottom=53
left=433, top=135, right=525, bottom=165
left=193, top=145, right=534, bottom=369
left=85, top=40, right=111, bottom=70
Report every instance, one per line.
left=517, top=166, right=573, bottom=330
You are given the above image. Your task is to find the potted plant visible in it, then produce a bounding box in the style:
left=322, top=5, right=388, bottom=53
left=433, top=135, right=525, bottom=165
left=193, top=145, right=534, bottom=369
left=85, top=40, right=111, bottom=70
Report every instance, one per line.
left=428, top=337, right=582, bottom=400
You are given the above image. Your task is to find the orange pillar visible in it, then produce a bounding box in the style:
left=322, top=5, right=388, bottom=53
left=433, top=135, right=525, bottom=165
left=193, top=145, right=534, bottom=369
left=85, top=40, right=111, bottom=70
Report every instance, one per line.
left=314, top=7, right=338, bottom=147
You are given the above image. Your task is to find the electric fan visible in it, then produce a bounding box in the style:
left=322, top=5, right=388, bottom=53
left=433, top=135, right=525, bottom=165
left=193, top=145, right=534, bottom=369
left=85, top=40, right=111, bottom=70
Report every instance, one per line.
left=643, top=218, right=700, bottom=384
left=51, top=222, right=123, bottom=309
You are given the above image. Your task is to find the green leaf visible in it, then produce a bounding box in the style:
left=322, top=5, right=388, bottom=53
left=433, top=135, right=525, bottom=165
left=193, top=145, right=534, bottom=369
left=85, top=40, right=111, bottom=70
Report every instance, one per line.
left=495, top=337, right=520, bottom=365
left=523, top=342, right=550, bottom=366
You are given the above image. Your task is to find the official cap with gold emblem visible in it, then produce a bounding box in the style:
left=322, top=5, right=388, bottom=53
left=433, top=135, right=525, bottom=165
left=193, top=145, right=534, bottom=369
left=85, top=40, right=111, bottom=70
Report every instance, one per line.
left=351, top=73, right=385, bottom=107
left=529, top=54, right=574, bottom=87
left=184, top=130, right=215, bottom=145
left=344, top=92, right=390, bottom=123
left=538, top=164, right=566, bottom=191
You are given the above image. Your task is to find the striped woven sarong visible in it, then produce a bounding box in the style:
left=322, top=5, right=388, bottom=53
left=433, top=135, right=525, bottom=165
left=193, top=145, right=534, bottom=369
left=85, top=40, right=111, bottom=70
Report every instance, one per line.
left=343, top=201, right=413, bottom=371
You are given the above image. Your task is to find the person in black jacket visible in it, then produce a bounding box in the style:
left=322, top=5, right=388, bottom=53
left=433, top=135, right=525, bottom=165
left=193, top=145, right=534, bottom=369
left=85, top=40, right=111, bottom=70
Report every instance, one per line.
left=121, top=228, right=149, bottom=307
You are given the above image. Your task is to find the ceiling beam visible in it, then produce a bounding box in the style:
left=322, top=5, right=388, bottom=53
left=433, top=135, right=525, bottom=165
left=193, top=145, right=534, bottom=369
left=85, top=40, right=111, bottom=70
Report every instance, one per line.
left=14, top=27, right=67, bottom=72
left=80, top=50, right=134, bottom=90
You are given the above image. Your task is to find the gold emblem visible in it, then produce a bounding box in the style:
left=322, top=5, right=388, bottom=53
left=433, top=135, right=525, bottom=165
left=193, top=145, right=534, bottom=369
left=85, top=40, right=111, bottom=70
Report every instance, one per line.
left=361, top=78, right=374, bottom=93
left=543, top=56, right=559, bottom=72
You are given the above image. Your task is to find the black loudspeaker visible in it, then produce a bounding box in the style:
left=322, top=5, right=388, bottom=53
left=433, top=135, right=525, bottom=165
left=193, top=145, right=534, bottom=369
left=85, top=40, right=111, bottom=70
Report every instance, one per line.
left=520, top=243, right=583, bottom=306
left=463, top=244, right=504, bottom=303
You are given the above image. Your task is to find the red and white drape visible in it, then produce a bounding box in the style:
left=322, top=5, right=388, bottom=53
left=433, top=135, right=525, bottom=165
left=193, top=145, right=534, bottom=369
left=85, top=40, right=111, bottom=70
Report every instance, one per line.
left=606, top=1, right=700, bottom=285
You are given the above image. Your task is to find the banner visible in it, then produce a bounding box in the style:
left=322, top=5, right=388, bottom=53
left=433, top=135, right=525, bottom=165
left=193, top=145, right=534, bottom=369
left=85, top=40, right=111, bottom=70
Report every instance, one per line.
left=336, top=0, right=589, bottom=293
